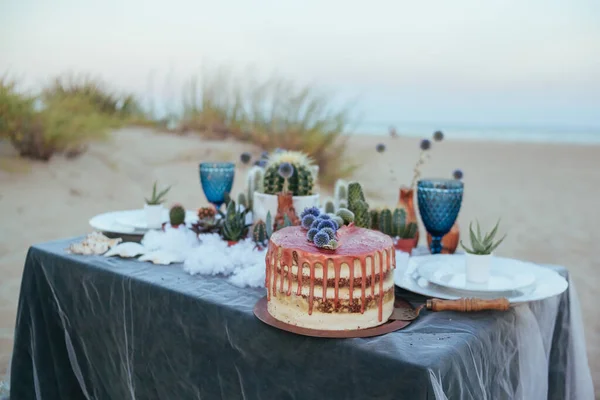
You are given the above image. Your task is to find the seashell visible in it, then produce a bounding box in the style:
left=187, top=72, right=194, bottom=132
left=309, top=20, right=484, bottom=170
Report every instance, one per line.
left=67, top=232, right=122, bottom=255
left=104, top=242, right=146, bottom=258
left=138, top=250, right=183, bottom=265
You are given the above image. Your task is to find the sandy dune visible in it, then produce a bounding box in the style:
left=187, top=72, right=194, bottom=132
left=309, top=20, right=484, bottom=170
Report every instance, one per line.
left=0, top=128, right=598, bottom=395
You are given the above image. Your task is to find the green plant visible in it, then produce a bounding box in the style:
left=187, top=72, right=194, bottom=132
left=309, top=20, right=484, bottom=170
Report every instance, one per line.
left=369, top=209, right=380, bottom=230
left=221, top=200, right=251, bottom=242
left=266, top=211, right=274, bottom=238
left=347, top=182, right=370, bottom=228
left=145, top=181, right=171, bottom=205
left=169, top=204, right=186, bottom=226
left=190, top=206, right=221, bottom=234
left=252, top=220, right=268, bottom=248
left=275, top=214, right=294, bottom=231
left=245, top=166, right=265, bottom=210
left=237, top=193, right=247, bottom=209
left=460, top=220, right=506, bottom=255
left=263, top=151, right=315, bottom=196
left=335, top=208, right=355, bottom=225
left=334, top=179, right=348, bottom=207
left=324, top=199, right=335, bottom=214
left=180, top=69, right=356, bottom=185
left=392, top=208, right=417, bottom=239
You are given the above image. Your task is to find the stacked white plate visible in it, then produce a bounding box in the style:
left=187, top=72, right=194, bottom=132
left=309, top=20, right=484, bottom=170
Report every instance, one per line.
left=394, top=254, right=569, bottom=303
left=89, top=209, right=199, bottom=235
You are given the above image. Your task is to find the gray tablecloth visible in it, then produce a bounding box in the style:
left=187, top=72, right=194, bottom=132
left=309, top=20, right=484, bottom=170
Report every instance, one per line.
left=9, top=238, right=594, bottom=399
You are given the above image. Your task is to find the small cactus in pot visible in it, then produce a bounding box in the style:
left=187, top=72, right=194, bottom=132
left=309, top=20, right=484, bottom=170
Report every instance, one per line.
left=169, top=204, right=186, bottom=228
left=263, top=151, right=315, bottom=196
left=347, top=182, right=371, bottom=228
left=252, top=220, right=269, bottom=250
left=324, top=199, right=335, bottom=214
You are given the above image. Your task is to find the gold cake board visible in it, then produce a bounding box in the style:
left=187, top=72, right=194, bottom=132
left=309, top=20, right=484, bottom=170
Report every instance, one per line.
left=253, top=296, right=414, bottom=338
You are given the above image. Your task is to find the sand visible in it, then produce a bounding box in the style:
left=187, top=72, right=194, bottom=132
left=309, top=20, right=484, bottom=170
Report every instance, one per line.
left=0, top=128, right=598, bottom=394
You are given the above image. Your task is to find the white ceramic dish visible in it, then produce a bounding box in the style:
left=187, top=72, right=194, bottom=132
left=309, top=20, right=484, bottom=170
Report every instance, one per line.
left=90, top=210, right=198, bottom=235
left=416, top=254, right=536, bottom=293
left=394, top=254, right=568, bottom=304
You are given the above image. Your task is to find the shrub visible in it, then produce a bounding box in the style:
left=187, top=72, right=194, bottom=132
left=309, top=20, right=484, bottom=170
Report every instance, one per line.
left=1, top=76, right=113, bottom=160
left=180, top=70, right=356, bottom=185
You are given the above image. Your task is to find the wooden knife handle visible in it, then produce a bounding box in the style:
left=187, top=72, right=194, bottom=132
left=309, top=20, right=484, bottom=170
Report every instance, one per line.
left=426, top=297, right=510, bottom=312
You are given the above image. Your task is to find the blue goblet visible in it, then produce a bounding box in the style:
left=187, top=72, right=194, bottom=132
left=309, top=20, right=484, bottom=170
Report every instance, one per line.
left=199, top=162, right=235, bottom=210
left=417, top=179, right=464, bottom=254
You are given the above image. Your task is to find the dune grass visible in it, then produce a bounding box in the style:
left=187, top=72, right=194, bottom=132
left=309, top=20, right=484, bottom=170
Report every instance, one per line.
left=179, top=70, right=356, bottom=185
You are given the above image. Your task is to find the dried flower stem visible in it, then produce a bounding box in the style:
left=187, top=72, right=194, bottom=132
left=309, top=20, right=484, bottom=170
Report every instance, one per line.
left=410, top=151, right=431, bottom=189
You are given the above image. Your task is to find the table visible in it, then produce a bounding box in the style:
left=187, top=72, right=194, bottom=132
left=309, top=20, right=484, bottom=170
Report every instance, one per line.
left=9, top=238, right=595, bottom=400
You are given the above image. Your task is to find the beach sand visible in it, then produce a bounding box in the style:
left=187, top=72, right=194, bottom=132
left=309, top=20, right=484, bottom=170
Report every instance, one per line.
left=0, top=128, right=598, bottom=394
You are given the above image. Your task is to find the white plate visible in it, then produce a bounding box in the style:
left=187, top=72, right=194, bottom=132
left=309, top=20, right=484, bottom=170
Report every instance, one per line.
left=394, top=254, right=568, bottom=304
left=417, top=255, right=536, bottom=293
left=90, top=210, right=198, bottom=235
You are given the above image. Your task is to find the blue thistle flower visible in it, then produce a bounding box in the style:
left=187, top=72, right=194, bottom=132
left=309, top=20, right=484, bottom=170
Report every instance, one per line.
left=278, top=162, right=294, bottom=179
left=318, top=213, right=331, bottom=220
left=453, top=169, right=463, bottom=180
left=301, top=214, right=316, bottom=229
left=301, top=206, right=321, bottom=218
left=376, top=143, right=386, bottom=153
left=307, top=228, right=319, bottom=241
left=313, top=231, right=330, bottom=248
left=420, top=139, right=431, bottom=151
left=240, top=152, right=251, bottom=164
left=254, top=159, right=267, bottom=168
left=320, top=227, right=336, bottom=240
left=310, top=219, right=320, bottom=229
left=317, top=220, right=337, bottom=231
left=433, top=131, right=444, bottom=142
left=260, top=151, right=269, bottom=160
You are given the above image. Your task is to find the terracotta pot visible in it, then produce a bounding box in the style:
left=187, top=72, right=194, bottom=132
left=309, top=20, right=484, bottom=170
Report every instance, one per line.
left=274, top=192, right=300, bottom=230
left=397, top=187, right=419, bottom=247
left=227, top=240, right=238, bottom=247
left=427, top=222, right=460, bottom=254
left=395, top=237, right=418, bottom=253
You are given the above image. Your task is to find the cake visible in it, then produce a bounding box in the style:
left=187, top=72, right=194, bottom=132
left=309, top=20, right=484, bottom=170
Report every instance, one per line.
left=265, top=225, right=396, bottom=330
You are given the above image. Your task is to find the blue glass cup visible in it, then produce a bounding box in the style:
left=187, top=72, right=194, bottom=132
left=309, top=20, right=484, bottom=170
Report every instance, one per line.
left=199, top=162, right=235, bottom=210
left=417, top=179, right=464, bottom=254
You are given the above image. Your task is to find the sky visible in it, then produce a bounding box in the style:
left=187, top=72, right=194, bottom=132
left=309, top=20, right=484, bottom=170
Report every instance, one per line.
left=2, top=0, right=600, bottom=130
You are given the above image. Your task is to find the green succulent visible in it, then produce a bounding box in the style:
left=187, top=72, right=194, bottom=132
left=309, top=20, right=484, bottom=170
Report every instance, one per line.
left=460, top=219, right=506, bottom=255
left=220, top=200, right=252, bottom=242
left=347, top=182, right=370, bottom=228
left=252, top=220, right=268, bottom=248
left=237, top=192, right=247, bottom=209
left=169, top=204, right=186, bottom=226
left=145, top=181, right=171, bottom=205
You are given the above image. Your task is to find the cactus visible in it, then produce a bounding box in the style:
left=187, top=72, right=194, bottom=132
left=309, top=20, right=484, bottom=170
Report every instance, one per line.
left=263, top=151, right=315, bottom=196
left=191, top=206, right=220, bottom=234
left=347, top=182, right=370, bottom=228
left=333, top=179, right=348, bottom=208
left=399, top=222, right=418, bottom=239
left=220, top=200, right=251, bottom=242
left=324, top=199, right=335, bottom=214
left=336, top=208, right=354, bottom=225
left=392, top=208, right=406, bottom=237
left=237, top=193, right=247, bottom=210
left=252, top=220, right=268, bottom=248
left=266, top=211, right=273, bottom=238
left=369, top=209, right=380, bottom=230
left=332, top=215, right=345, bottom=228
left=169, top=204, right=186, bottom=226
left=245, top=166, right=265, bottom=210
left=379, top=208, right=393, bottom=236
left=338, top=201, right=348, bottom=209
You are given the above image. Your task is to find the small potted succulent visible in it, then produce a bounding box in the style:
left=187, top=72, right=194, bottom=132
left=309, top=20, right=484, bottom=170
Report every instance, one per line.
left=460, top=219, right=506, bottom=283
left=167, top=204, right=186, bottom=229
left=145, top=181, right=171, bottom=229
left=220, top=200, right=252, bottom=246
left=377, top=208, right=418, bottom=253
left=346, top=182, right=371, bottom=228
left=190, top=206, right=221, bottom=235
left=250, top=151, right=320, bottom=223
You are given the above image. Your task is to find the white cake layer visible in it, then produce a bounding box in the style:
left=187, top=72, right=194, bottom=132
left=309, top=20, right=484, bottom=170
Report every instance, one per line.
left=268, top=295, right=394, bottom=330
left=269, top=270, right=395, bottom=300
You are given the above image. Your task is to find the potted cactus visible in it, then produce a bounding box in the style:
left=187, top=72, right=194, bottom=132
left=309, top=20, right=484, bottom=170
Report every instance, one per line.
left=347, top=182, right=371, bottom=228
left=220, top=200, right=252, bottom=246
left=144, top=181, right=171, bottom=229
left=378, top=208, right=418, bottom=253
left=167, top=204, right=186, bottom=229
left=460, top=219, right=506, bottom=283
left=251, top=151, right=319, bottom=223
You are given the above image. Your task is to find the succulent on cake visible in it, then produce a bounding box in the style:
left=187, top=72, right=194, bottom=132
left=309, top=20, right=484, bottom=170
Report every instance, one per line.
left=335, top=208, right=355, bottom=225
left=169, top=204, right=186, bottom=227
left=220, top=200, right=252, bottom=242
left=263, top=151, right=315, bottom=196
left=347, top=182, right=371, bottom=228
left=460, top=219, right=506, bottom=255
left=145, top=181, right=171, bottom=205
